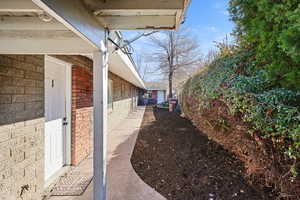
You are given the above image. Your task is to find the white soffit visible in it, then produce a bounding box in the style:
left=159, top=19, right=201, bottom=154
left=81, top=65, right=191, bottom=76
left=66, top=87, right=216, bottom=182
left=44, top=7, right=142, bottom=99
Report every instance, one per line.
left=84, top=0, right=191, bottom=30
left=0, top=0, right=97, bottom=54
left=109, top=50, right=146, bottom=89
left=33, top=0, right=105, bottom=50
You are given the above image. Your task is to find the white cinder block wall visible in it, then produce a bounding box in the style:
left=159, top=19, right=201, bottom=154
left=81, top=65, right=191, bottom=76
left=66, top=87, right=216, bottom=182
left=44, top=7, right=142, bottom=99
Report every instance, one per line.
left=0, top=55, right=45, bottom=200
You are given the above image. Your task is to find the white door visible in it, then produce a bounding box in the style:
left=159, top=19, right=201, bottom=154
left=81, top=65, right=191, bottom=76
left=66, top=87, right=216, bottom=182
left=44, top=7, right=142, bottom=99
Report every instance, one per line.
left=157, top=91, right=165, bottom=104
left=44, top=57, right=68, bottom=181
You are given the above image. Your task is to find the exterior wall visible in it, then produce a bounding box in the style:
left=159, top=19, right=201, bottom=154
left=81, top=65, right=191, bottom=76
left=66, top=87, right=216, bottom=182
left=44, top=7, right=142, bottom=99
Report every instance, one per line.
left=0, top=55, right=44, bottom=200
left=108, top=72, right=139, bottom=130
left=152, top=90, right=158, bottom=100
left=54, top=56, right=139, bottom=166
left=0, top=54, right=141, bottom=199
left=71, top=66, right=93, bottom=166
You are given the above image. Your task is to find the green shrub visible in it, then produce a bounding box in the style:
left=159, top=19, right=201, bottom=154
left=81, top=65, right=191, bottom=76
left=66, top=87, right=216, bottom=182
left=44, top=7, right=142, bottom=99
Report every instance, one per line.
left=229, top=0, right=300, bottom=90
left=182, top=52, right=300, bottom=161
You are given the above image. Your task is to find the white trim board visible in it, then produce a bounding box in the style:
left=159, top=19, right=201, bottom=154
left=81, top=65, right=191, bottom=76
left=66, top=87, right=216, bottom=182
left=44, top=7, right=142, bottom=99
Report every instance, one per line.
left=0, top=36, right=97, bottom=55
left=64, top=60, right=72, bottom=166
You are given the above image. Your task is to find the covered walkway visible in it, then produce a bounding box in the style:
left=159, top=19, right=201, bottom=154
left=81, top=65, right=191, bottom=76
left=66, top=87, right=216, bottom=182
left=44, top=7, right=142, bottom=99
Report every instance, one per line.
left=48, top=107, right=165, bottom=200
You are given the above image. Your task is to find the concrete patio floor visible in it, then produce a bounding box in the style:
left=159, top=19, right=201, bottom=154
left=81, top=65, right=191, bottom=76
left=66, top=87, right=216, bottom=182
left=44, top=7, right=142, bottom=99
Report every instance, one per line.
left=48, top=107, right=165, bottom=200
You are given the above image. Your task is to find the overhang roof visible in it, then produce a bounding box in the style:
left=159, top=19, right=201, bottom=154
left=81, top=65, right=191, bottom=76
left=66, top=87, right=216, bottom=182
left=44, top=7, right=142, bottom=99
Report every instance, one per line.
left=31, top=0, right=190, bottom=30
left=84, top=0, right=191, bottom=30
left=108, top=31, right=146, bottom=89
left=0, top=0, right=190, bottom=89
left=109, top=50, right=146, bottom=89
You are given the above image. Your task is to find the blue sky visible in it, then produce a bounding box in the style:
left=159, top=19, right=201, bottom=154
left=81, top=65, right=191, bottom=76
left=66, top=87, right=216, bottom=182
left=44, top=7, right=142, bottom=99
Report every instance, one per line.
left=122, top=0, right=234, bottom=80
left=185, top=0, right=234, bottom=53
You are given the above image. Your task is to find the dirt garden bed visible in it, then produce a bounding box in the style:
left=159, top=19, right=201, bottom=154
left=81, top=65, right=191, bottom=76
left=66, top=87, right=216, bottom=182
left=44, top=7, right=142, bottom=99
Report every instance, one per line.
left=131, top=107, right=275, bottom=200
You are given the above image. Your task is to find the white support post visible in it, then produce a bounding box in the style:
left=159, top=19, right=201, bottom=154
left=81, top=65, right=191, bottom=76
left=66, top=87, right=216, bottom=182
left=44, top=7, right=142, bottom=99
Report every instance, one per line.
left=93, top=31, right=109, bottom=200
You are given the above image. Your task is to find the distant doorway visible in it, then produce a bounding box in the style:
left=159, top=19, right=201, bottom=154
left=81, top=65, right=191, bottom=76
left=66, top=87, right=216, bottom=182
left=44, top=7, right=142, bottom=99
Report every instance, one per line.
left=157, top=91, right=165, bottom=104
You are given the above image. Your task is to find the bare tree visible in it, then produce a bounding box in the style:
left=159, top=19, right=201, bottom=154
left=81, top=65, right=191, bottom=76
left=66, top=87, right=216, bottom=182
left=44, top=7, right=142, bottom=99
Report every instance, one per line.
left=149, top=29, right=202, bottom=98
left=135, top=53, right=153, bottom=81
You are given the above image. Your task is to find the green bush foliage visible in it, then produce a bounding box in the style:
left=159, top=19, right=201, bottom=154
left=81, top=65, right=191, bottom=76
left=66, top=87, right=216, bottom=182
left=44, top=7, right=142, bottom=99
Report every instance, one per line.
left=181, top=1, right=300, bottom=194
left=182, top=52, right=300, bottom=161
left=228, top=0, right=300, bottom=90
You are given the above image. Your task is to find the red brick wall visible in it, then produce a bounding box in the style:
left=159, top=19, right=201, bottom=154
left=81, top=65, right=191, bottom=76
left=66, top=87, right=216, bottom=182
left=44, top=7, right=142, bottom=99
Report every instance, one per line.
left=71, top=65, right=93, bottom=166
left=152, top=91, right=158, bottom=99
left=53, top=55, right=139, bottom=166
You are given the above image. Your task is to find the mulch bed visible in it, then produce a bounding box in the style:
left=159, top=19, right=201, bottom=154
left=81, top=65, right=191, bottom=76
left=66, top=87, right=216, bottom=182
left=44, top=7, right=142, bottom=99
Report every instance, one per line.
left=131, top=107, right=275, bottom=200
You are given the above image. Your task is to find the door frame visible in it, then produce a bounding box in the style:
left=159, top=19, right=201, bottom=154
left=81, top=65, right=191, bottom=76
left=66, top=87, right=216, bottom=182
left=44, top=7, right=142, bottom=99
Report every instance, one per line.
left=45, top=55, right=72, bottom=167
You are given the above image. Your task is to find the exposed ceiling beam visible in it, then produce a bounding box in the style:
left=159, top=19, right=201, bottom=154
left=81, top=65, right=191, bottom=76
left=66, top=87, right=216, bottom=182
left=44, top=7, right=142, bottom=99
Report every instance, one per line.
left=0, top=17, right=67, bottom=30
left=0, top=30, right=76, bottom=39
left=33, top=0, right=105, bottom=50
left=0, top=0, right=42, bottom=12
left=89, top=0, right=187, bottom=30
left=0, top=30, right=96, bottom=54
left=97, top=15, right=176, bottom=30
left=94, top=9, right=178, bottom=16
left=84, top=0, right=184, bottom=10
left=175, top=10, right=183, bottom=29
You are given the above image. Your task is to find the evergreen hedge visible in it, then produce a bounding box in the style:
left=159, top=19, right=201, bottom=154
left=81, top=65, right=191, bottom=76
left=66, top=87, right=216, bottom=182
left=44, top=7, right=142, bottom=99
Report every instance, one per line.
left=229, top=0, right=300, bottom=90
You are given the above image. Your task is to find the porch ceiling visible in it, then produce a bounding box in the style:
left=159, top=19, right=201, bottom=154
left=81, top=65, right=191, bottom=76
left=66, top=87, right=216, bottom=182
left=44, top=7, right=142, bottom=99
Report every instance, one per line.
left=0, top=0, right=189, bottom=87
left=84, top=0, right=190, bottom=30
left=0, top=0, right=191, bottom=54
left=0, top=1, right=97, bottom=54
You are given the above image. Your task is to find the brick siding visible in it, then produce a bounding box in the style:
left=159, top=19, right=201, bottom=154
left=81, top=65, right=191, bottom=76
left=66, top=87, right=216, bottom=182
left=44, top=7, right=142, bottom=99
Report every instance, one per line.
left=71, top=62, right=93, bottom=166
left=108, top=72, right=139, bottom=130
left=55, top=56, right=140, bottom=165
left=0, top=54, right=141, bottom=199
left=0, top=55, right=44, bottom=200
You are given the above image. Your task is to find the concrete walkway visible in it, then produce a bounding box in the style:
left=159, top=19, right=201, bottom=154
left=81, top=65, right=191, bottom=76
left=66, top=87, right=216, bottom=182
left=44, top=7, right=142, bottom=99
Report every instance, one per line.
left=48, top=107, right=165, bottom=200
